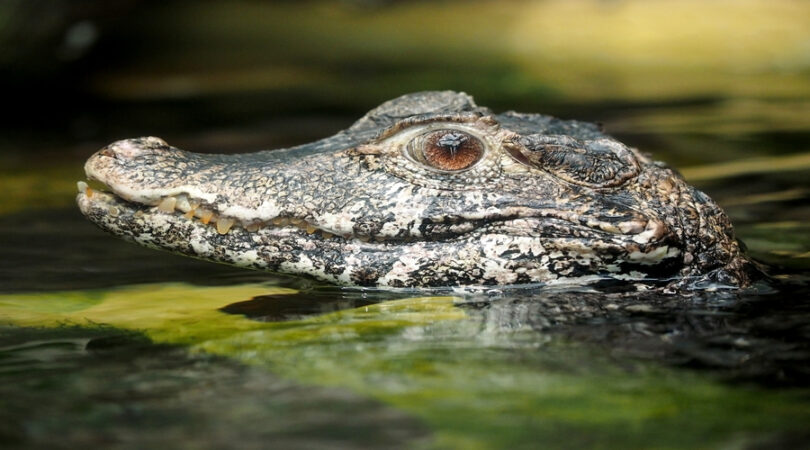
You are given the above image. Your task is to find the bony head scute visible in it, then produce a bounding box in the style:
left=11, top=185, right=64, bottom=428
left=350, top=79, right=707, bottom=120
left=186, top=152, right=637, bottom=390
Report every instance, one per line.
left=408, top=129, right=485, bottom=172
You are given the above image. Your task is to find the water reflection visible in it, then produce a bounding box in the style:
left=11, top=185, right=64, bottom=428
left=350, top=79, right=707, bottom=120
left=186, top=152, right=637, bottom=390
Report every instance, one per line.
left=218, top=279, right=810, bottom=388
left=4, top=278, right=808, bottom=448
left=0, top=326, right=430, bottom=449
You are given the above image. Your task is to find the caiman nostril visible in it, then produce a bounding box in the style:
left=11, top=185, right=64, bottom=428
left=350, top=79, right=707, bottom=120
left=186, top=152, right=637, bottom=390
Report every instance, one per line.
left=101, top=137, right=159, bottom=160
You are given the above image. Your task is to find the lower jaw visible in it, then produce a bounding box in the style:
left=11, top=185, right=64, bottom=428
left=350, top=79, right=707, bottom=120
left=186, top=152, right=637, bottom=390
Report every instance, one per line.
left=77, top=192, right=681, bottom=288
left=76, top=188, right=658, bottom=252
left=77, top=180, right=651, bottom=246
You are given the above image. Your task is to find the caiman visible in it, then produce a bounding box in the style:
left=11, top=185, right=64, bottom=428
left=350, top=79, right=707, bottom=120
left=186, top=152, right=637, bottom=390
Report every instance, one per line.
left=77, top=91, right=753, bottom=289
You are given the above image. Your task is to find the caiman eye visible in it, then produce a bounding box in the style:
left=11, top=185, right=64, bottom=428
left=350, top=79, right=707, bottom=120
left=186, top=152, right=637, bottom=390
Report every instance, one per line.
left=408, top=130, right=484, bottom=172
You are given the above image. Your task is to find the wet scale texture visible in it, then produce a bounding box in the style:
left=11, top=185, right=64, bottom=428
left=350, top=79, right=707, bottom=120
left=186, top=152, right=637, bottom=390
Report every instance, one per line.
left=77, top=91, right=753, bottom=289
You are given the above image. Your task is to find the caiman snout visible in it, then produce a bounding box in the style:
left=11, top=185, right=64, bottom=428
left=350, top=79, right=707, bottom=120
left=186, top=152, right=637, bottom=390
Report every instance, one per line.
left=84, top=136, right=218, bottom=208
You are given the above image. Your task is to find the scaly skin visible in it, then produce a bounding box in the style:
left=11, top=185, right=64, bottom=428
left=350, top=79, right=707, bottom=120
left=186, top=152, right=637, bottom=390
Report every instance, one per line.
left=77, top=91, right=752, bottom=289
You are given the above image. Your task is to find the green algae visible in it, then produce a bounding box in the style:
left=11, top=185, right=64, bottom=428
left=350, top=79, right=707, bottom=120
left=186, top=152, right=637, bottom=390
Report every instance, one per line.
left=0, top=283, right=293, bottom=343
left=0, top=283, right=808, bottom=449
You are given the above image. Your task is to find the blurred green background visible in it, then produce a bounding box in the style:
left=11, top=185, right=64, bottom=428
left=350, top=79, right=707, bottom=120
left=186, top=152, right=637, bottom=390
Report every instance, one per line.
left=3, top=0, right=808, bottom=144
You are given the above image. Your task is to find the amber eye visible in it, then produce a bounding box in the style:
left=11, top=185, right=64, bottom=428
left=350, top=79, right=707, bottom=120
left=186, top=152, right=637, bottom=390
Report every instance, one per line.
left=409, top=130, right=484, bottom=172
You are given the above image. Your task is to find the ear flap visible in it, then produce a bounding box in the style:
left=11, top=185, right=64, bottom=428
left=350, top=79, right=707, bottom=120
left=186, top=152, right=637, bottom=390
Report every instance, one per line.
left=511, top=135, right=640, bottom=188
left=349, top=91, right=491, bottom=133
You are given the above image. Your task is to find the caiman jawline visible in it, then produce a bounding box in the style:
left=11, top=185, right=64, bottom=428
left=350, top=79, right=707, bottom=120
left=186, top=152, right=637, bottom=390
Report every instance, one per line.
left=78, top=181, right=344, bottom=240
left=77, top=178, right=666, bottom=248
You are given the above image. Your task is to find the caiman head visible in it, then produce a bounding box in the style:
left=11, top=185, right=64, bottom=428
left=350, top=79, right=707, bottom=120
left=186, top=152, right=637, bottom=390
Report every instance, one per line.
left=77, top=91, right=752, bottom=289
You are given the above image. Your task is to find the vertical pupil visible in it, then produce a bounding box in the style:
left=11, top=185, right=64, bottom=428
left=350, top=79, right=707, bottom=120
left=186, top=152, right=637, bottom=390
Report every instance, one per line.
left=415, top=130, right=484, bottom=171
left=437, top=132, right=468, bottom=156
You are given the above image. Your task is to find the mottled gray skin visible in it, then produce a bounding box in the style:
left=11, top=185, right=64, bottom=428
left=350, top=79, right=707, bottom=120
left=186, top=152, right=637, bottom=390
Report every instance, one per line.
left=77, top=91, right=752, bottom=289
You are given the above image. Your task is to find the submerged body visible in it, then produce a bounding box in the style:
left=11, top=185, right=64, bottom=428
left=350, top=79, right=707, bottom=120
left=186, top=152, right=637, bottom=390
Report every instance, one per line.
left=77, top=91, right=752, bottom=289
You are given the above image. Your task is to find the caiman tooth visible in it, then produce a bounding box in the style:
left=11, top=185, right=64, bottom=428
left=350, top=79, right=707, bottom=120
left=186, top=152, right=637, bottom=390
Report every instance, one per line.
left=175, top=195, right=191, bottom=212
left=199, top=209, right=214, bottom=225
left=272, top=217, right=288, bottom=226
left=305, top=223, right=317, bottom=234
left=245, top=222, right=261, bottom=232
left=184, top=200, right=198, bottom=219
left=77, top=181, right=88, bottom=194
left=133, top=210, right=144, bottom=218
left=216, top=218, right=234, bottom=235
left=158, top=197, right=177, bottom=213
left=321, top=231, right=334, bottom=239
